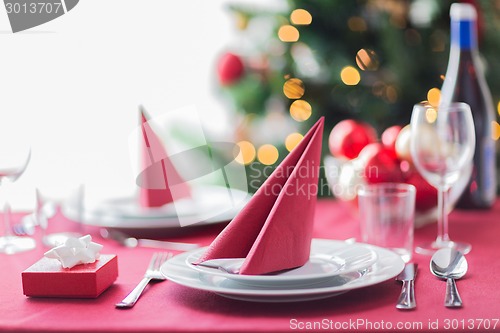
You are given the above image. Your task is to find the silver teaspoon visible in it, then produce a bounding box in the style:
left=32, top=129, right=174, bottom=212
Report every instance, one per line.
left=430, top=248, right=468, bottom=308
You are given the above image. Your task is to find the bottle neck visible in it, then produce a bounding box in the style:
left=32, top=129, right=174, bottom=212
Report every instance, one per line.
left=451, top=20, right=477, bottom=50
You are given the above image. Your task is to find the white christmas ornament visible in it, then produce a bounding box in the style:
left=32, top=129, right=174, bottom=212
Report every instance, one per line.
left=44, top=235, right=103, bottom=269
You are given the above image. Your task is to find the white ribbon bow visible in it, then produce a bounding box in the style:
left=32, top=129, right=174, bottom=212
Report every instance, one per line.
left=44, top=235, right=103, bottom=269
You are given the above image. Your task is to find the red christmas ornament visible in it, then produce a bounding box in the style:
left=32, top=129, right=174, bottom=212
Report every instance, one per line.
left=381, top=125, right=402, bottom=160
left=217, top=52, right=244, bottom=85
left=328, top=119, right=377, bottom=160
left=358, top=143, right=404, bottom=184
left=404, top=170, right=438, bottom=212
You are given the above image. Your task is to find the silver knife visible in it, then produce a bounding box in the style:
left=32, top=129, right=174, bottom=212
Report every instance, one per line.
left=100, top=228, right=199, bottom=251
left=395, top=263, right=418, bottom=310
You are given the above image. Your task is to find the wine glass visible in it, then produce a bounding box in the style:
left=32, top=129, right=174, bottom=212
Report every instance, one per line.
left=410, top=102, right=475, bottom=255
left=0, top=136, right=35, bottom=254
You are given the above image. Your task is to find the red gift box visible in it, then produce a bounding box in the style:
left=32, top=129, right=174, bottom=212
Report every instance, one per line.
left=22, top=254, right=118, bottom=298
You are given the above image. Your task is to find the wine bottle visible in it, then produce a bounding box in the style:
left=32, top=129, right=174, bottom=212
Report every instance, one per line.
left=440, top=3, right=497, bottom=209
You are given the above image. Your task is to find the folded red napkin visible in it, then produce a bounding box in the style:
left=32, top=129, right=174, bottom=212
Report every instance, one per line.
left=196, top=117, right=324, bottom=275
left=137, top=107, right=191, bottom=207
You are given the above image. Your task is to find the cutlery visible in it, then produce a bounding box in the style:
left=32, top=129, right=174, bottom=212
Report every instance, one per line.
left=395, top=263, right=418, bottom=310
left=194, top=246, right=373, bottom=275
left=12, top=200, right=58, bottom=236
left=116, top=252, right=172, bottom=308
left=12, top=215, right=36, bottom=236
left=195, top=258, right=243, bottom=274
left=430, top=248, right=468, bottom=308
left=100, top=228, right=199, bottom=252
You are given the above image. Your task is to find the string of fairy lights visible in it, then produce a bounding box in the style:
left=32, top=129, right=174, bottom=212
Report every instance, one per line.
left=234, top=7, right=500, bottom=167
left=235, top=8, right=313, bottom=167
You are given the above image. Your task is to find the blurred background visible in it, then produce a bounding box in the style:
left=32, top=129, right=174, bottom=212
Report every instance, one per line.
left=1, top=0, right=499, bottom=209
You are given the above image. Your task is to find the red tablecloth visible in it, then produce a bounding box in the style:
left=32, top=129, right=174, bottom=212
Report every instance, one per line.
left=1, top=199, right=500, bottom=333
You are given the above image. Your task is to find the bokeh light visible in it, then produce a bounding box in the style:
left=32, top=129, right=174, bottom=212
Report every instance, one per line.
left=235, top=141, right=256, bottom=165
left=348, top=16, right=367, bottom=32
left=290, top=100, right=312, bottom=122
left=290, top=9, right=312, bottom=25
left=283, top=78, right=305, bottom=99
left=340, top=66, right=360, bottom=85
left=425, top=108, right=438, bottom=124
left=492, top=121, right=500, bottom=141
left=427, top=88, right=441, bottom=107
left=356, top=49, right=379, bottom=71
left=372, top=81, right=385, bottom=96
left=278, top=25, right=299, bottom=42
left=385, top=85, right=398, bottom=103
left=405, top=29, right=422, bottom=46
left=430, top=31, right=446, bottom=52
left=235, top=12, right=249, bottom=30
left=285, top=133, right=303, bottom=151
left=497, top=101, right=500, bottom=116
left=257, top=144, right=279, bottom=165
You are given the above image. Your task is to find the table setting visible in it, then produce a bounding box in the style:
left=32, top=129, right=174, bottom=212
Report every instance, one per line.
left=1, top=106, right=500, bottom=333
left=2, top=2, right=500, bottom=331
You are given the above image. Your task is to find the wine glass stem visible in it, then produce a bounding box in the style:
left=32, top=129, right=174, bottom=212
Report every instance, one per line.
left=437, top=187, right=450, bottom=244
left=0, top=180, right=15, bottom=239
left=3, top=201, right=12, bottom=238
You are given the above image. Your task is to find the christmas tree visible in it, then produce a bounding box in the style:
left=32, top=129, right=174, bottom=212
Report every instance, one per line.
left=216, top=0, right=500, bottom=194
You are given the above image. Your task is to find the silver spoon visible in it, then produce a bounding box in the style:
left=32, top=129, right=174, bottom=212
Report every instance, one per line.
left=430, top=248, right=468, bottom=308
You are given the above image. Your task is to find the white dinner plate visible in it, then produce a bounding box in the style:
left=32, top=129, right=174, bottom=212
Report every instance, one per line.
left=161, top=239, right=405, bottom=303
left=85, top=196, right=193, bottom=219
left=65, top=185, right=249, bottom=230
left=185, top=241, right=378, bottom=287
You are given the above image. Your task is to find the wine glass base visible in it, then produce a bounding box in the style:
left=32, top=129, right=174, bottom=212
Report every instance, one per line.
left=416, top=240, right=471, bottom=255
left=0, top=236, right=36, bottom=254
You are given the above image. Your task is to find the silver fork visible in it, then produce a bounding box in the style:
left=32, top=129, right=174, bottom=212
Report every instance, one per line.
left=115, top=252, right=172, bottom=308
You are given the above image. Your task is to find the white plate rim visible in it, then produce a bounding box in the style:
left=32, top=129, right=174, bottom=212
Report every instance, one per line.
left=185, top=241, right=378, bottom=284
left=213, top=290, right=349, bottom=303
left=65, top=185, right=250, bottom=229
left=84, top=185, right=248, bottom=219
left=161, top=239, right=405, bottom=297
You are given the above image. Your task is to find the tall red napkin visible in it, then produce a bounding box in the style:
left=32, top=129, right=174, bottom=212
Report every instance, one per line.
left=196, top=117, right=324, bottom=275
left=137, top=107, right=191, bottom=207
